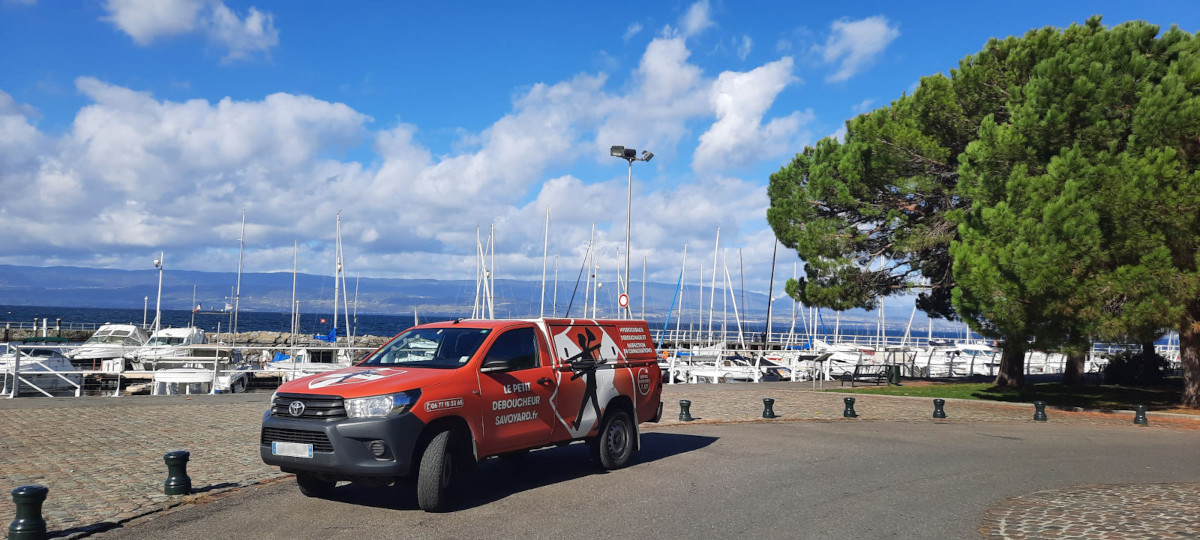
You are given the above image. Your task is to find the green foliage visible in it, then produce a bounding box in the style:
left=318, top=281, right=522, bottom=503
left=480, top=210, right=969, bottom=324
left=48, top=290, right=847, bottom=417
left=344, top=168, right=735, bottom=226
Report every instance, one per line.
left=766, top=22, right=1062, bottom=320
left=954, top=18, right=1200, bottom=350
left=770, top=16, right=1200, bottom=399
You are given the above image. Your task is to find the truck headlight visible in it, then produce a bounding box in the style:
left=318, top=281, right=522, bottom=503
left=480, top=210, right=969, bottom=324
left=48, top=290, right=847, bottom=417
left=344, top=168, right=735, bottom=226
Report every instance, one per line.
left=345, top=390, right=421, bottom=418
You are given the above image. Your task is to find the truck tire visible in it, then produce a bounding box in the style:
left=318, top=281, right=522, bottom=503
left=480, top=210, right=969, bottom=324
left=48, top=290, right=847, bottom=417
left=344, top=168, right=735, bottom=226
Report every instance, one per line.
left=296, top=473, right=335, bottom=498
left=417, top=429, right=459, bottom=512
left=592, top=408, right=634, bottom=470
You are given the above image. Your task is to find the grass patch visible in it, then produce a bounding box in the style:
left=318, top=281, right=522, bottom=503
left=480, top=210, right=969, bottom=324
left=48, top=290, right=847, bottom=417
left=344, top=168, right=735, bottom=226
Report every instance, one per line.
left=830, top=379, right=1189, bottom=412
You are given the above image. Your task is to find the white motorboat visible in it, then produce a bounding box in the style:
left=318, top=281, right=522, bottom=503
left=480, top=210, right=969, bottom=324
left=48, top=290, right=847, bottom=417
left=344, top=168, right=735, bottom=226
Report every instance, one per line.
left=917, top=339, right=998, bottom=377
left=1, top=345, right=83, bottom=396
left=687, top=355, right=775, bottom=383
left=65, top=323, right=148, bottom=371
left=148, top=346, right=250, bottom=395
left=126, top=327, right=208, bottom=370
left=259, top=347, right=356, bottom=382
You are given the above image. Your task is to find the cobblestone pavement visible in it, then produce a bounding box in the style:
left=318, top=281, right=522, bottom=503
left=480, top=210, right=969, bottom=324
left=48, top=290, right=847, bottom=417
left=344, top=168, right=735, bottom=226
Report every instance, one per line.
left=1, top=383, right=1197, bottom=539
left=980, top=482, right=1200, bottom=539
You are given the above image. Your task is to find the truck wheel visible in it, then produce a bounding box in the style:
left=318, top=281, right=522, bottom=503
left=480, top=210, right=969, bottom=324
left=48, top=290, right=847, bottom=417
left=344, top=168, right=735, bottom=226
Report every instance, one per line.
left=417, top=429, right=461, bottom=512
left=592, top=408, right=634, bottom=470
left=296, top=473, right=335, bottom=498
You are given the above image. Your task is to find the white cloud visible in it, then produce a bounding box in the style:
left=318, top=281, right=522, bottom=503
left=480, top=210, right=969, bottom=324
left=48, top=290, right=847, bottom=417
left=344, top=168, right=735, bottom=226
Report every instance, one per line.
left=0, top=90, right=46, bottom=179
left=623, top=22, right=643, bottom=42
left=736, top=35, right=753, bottom=60
left=207, top=3, right=278, bottom=62
left=820, top=15, right=899, bottom=82
left=851, top=98, right=874, bottom=114
left=830, top=124, right=847, bottom=143
left=0, top=24, right=809, bottom=292
left=101, top=0, right=278, bottom=61
left=679, top=0, right=714, bottom=38
left=693, top=57, right=810, bottom=172
left=102, top=0, right=205, bottom=44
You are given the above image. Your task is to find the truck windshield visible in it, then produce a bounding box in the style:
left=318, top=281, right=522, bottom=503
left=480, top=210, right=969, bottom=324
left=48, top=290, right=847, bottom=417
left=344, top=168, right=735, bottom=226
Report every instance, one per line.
left=360, top=327, right=491, bottom=369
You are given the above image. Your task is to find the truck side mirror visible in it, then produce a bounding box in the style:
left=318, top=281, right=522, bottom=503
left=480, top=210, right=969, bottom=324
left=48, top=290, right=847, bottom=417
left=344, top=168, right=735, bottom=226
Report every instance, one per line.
left=481, top=357, right=513, bottom=373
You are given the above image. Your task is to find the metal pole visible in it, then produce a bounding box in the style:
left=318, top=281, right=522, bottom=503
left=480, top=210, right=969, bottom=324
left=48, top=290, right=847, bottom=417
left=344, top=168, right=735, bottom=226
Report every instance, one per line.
left=764, top=241, right=778, bottom=350
left=154, top=252, right=163, bottom=336
left=625, top=158, right=633, bottom=319
left=290, top=241, right=297, bottom=349
left=233, top=210, right=245, bottom=347
left=541, top=205, right=549, bottom=318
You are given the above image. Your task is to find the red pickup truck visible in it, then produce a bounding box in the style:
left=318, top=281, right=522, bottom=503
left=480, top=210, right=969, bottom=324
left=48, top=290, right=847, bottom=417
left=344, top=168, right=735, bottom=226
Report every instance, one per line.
left=260, top=317, right=664, bottom=511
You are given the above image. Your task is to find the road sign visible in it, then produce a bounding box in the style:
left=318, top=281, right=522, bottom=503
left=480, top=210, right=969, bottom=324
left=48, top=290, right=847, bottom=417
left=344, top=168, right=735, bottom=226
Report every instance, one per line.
left=618, top=294, right=629, bottom=308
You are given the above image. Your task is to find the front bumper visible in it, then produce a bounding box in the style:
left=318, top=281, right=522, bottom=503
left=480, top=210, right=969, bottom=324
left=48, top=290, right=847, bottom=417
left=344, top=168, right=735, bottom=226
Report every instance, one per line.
left=260, top=410, right=426, bottom=481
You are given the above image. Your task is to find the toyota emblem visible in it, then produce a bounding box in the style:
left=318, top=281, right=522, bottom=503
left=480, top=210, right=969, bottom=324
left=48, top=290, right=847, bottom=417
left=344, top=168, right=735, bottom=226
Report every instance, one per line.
left=288, top=400, right=306, bottom=417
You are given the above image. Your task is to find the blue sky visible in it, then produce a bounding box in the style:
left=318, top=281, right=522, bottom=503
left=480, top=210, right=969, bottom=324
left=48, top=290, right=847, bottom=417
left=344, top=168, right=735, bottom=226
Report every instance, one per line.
left=1, top=1, right=1197, bottom=304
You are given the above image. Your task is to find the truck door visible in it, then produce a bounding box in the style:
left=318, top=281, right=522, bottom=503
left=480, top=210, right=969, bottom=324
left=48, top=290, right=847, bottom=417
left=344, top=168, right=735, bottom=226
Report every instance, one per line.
left=477, top=326, right=557, bottom=455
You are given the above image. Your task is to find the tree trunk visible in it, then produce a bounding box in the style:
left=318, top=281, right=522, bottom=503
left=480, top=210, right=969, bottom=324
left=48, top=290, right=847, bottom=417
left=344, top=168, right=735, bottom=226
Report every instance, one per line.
left=1142, top=340, right=1156, bottom=360
left=1063, top=350, right=1086, bottom=385
left=1062, top=334, right=1089, bottom=386
left=1180, top=315, right=1200, bottom=408
left=994, top=337, right=1026, bottom=387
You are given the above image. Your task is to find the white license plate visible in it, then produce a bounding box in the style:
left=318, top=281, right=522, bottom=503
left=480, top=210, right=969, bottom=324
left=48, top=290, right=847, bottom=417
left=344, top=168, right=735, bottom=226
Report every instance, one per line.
left=272, top=441, right=313, bottom=458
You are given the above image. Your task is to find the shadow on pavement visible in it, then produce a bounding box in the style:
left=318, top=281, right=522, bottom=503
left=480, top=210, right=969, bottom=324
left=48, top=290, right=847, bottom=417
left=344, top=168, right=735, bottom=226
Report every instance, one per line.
left=324, top=432, right=718, bottom=511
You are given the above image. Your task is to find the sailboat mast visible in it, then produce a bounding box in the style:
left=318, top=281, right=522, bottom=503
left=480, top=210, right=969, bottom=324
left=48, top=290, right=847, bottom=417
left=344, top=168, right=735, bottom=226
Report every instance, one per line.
left=233, top=210, right=245, bottom=346
left=675, top=243, right=687, bottom=337
left=333, top=211, right=341, bottom=336
left=488, top=224, right=495, bottom=319
left=290, top=241, right=297, bottom=349
left=340, top=222, right=352, bottom=346
left=584, top=223, right=593, bottom=318
left=351, top=276, right=359, bottom=345
left=473, top=226, right=482, bottom=318
left=540, top=205, right=549, bottom=318
left=708, top=228, right=720, bottom=344
left=764, top=240, right=778, bottom=349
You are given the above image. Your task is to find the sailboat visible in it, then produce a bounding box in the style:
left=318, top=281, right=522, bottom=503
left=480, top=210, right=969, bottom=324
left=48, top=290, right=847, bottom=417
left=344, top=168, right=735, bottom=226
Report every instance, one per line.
left=263, top=213, right=356, bottom=381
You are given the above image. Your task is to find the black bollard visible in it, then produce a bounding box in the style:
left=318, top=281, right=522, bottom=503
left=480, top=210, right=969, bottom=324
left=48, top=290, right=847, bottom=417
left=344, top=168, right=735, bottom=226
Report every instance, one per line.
left=933, top=398, right=947, bottom=419
left=678, top=399, right=694, bottom=422
left=1033, top=401, right=1047, bottom=422
left=762, top=398, right=778, bottom=419
left=8, top=485, right=48, bottom=540
left=163, top=450, right=192, bottom=495
left=843, top=397, right=858, bottom=418
left=1133, top=404, right=1148, bottom=426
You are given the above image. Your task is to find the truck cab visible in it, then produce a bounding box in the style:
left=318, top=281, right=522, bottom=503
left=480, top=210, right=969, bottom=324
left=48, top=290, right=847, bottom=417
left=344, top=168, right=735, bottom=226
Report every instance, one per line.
left=260, top=317, right=664, bottom=511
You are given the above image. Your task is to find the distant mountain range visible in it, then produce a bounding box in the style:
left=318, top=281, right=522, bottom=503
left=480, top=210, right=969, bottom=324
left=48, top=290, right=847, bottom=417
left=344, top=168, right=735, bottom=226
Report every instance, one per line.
left=0, top=264, right=935, bottom=330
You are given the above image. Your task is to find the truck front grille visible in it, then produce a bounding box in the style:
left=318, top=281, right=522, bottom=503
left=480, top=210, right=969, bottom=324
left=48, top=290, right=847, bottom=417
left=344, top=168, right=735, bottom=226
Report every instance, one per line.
left=271, top=393, right=346, bottom=420
left=260, top=427, right=334, bottom=452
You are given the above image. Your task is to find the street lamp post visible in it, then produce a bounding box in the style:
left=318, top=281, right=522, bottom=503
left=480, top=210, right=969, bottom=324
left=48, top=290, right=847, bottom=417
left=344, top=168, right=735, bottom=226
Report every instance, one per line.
left=610, top=145, right=652, bottom=318
left=153, top=252, right=164, bottom=336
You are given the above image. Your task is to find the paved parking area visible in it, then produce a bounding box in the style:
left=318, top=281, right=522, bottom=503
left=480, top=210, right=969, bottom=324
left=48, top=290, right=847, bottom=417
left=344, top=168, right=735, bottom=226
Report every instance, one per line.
left=1, top=383, right=1197, bottom=538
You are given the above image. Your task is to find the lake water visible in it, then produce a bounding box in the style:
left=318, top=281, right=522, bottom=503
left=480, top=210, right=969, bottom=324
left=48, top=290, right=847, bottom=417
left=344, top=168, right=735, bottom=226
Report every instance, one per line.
left=0, top=303, right=984, bottom=344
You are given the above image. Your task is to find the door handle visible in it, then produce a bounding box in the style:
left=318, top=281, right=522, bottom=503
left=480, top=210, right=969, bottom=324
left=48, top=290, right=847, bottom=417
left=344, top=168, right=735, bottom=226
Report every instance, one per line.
left=537, top=377, right=554, bottom=386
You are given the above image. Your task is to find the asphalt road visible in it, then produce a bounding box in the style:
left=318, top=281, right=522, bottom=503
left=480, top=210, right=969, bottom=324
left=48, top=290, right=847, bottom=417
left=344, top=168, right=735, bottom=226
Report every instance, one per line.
left=88, top=420, right=1200, bottom=539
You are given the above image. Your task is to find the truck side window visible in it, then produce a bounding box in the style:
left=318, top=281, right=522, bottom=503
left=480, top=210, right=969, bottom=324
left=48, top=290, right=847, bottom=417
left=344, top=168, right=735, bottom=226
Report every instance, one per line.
left=485, top=327, right=540, bottom=371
